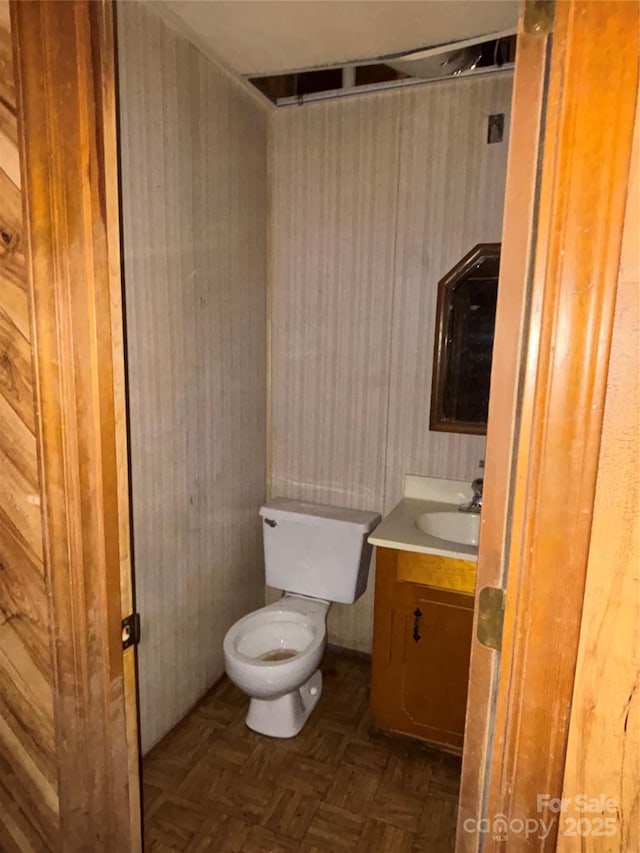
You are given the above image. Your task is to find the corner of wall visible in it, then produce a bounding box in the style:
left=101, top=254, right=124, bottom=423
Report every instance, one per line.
left=141, top=0, right=274, bottom=115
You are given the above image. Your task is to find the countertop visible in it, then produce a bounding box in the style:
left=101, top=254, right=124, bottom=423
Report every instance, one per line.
left=368, top=475, right=479, bottom=561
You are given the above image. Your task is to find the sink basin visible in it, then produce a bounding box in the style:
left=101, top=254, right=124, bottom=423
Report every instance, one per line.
left=416, top=511, right=480, bottom=547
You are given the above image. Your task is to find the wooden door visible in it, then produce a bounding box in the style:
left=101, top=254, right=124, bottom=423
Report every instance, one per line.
left=0, top=3, right=60, bottom=847
left=458, top=1, right=639, bottom=850
left=0, top=1, right=142, bottom=848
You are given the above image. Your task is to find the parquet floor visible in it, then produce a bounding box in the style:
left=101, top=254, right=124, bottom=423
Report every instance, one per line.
left=143, top=648, right=461, bottom=852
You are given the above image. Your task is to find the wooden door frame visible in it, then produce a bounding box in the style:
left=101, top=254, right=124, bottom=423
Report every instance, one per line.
left=11, top=1, right=141, bottom=848
left=458, top=1, right=639, bottom=850
left=457, top=13, right=552, bottom=848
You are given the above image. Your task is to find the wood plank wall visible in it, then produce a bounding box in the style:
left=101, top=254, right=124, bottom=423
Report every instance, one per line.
left=558, top=95, right=640, bottom=853
left=0, top=2, right=60, bottom=848
left=117, top=1, right=268, bottom=753
left=269, top=73, right=512, bottom=651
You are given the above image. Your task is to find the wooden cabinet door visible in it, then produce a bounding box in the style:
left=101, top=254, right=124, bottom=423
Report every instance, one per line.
left=395, top=582, right=474, bottom=750
left=371, top=547, right=474, bottom=751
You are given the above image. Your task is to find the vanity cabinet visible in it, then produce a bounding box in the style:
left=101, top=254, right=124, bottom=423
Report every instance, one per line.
left=371, top=546, right=475, bottom=752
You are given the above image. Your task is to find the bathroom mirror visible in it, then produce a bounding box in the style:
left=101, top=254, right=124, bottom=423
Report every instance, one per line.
left=430, top=243, right=501, bottom=435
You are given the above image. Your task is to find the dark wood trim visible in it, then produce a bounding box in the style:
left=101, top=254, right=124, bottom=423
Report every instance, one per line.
left=11, top=0, right=141, bottom=848
left=476, top=1, right=639, bottom=850
left=456, top=15, right=551, bottom=850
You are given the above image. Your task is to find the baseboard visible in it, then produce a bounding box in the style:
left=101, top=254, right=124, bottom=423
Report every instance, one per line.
left=326, top=642, right=371, bottom=662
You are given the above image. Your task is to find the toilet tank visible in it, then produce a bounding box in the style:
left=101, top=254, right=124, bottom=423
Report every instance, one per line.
left=260, top=498, right=381, bottom=604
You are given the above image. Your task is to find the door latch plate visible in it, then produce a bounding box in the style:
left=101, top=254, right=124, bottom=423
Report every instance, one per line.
left=122, top=612, right=140, bottom=650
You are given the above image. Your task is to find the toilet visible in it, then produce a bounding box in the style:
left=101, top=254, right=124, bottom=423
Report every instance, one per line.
left=223, top=497, right=381, bottom=738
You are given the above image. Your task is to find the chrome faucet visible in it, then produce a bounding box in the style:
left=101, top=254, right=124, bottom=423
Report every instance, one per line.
left=459, top=478, right=483, bottom=514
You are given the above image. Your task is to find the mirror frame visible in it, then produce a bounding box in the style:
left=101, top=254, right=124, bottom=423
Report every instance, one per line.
left=430, top=242, right=501, bottom=435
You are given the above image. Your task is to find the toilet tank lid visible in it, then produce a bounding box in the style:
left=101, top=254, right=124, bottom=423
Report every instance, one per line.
left=260, top=498, right=381, bottom=533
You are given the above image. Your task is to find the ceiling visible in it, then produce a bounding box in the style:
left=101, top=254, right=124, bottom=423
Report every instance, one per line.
left=152, top=0, right=519, bottom=77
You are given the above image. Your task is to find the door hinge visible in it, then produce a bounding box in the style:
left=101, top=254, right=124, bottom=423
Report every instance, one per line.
left=122, top=613, right=140, bottom=650
left=477, top=587, right=505, bottom=652
left=524, top=0, right=555, bottom=34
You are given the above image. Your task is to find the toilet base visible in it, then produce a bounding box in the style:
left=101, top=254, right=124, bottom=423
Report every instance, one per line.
left=245, top=669, right=323, bottom=738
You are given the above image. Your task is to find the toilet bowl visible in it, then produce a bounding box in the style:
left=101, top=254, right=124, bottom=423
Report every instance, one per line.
left=223, top=594, right=330, bottom=738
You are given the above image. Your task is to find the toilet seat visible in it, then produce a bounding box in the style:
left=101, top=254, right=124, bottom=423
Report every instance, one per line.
left=227, top=610, right=319, bottom=665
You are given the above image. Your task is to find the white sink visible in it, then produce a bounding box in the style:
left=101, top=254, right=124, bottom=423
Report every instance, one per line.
left=416, top=511, right=480, bottom=547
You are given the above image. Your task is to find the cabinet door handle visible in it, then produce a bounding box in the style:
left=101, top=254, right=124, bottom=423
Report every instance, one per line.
left=412, top=608, right=422, bottom=643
